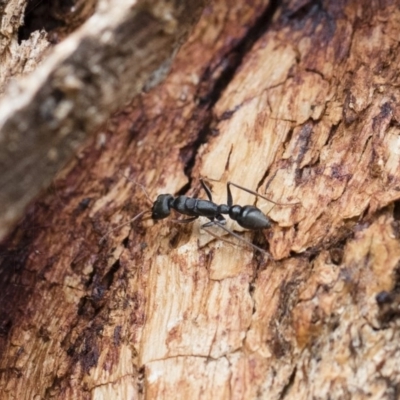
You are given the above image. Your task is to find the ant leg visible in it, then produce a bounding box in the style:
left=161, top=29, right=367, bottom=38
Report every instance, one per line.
left=214, top=221, right=270, bottom=255
left=201, top=220, right=271, bottom=257
left=99, top=209, right=151, bottom=244
left=170, top=216, right=198, bottom=224
left=201, top=224, right=245, bottom=249
left=200, top=215, right=240, bottom=247
left=227, top=181, right=299, bottom=206
left=199, top=178, right=213, bottom=202
left=202, top=214, right=226, bottom=228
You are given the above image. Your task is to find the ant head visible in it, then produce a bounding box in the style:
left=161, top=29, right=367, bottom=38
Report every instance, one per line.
left=152, top=194, right=174, bottom=220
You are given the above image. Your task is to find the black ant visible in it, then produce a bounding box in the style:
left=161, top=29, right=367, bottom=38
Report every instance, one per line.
left=100, top=177, right=299, bottom=254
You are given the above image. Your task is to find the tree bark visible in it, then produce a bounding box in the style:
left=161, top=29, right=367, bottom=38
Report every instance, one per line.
left=2, top=0, right=400, bottom=399
left=0, top=0, right=206, bottom=241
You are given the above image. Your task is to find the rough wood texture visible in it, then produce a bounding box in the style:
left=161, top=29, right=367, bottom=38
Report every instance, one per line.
left=2, top=0, right=400, bottom=398
left=0, top=0, right=206, bottom=241
left=0, top=0, right=45, bottom=92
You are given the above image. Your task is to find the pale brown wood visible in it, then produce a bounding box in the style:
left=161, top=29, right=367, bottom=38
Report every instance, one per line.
left=2, top=0, right=400, bottom=399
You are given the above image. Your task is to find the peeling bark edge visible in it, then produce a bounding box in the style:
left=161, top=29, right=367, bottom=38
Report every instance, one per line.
left=0, top=0, right=207, bottom=241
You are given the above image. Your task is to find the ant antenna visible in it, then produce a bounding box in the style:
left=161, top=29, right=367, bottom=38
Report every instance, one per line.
left=99, top=209, right=151, bottom=244
left=227, top=181, right=300, bottom=206
left=203, top=177, right=299, bottom=206
left=119, top=172, right=153, bottom=206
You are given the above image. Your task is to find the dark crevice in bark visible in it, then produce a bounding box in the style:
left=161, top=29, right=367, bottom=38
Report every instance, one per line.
left=138, top=365, right=146, bottom=395
left=44, top=376, right=63, bottom=399
left=101, top=259, right=122, bottom=291
left=376, top=262, right=400, bottom=328
left=18, top=0, right=95, bottom=43
left=257, top=165, right=274, bottom=194
left=323, top=121, right=340, bottom=147
left=393, top=200, right=400, bottom=221
left=19, top=0, right=63, bottom=42
left=66, top=325, right=101, bottom=373
left=122, top=236, right=130, bottom=248
left=279, top=366, right=297, bottom=399
left=329, top=247, right=344, bottom=265
left=182, top=0, right=281, bottom=181
left=201, top=0, right=281, bottom=109
left=180, top=115, right=213, bottom=181
left=76, top=259, right=122, bottom=319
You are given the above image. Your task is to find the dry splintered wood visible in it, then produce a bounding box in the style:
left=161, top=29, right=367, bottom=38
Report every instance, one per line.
left=2, top=0, right=400, bottom=399
left=0, top=0, right=206, bottom=241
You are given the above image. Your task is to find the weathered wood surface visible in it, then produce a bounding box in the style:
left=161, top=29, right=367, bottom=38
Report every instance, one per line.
left=2, top=0, right=400, bottom=399
left=0, top=0, right=206, bottom=241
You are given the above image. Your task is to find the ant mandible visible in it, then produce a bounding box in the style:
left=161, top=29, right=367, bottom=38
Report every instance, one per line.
left=100, top=176, right=298, bottom=254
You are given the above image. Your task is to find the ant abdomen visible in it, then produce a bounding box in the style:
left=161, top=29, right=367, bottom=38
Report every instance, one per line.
left=230, top=205, right=271, bottom=230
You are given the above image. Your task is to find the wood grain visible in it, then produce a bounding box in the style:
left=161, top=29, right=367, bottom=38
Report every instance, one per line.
left=2, top=0, right=400, bottom=399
